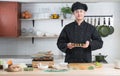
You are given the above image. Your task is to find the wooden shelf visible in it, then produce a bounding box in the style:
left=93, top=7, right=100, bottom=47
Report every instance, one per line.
left=20, top=18, right=62, bottom=20
left=20, top=14, right=113, bottom=21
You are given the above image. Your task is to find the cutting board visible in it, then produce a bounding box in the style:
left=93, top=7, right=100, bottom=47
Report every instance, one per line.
left=68, top=63, right=95, bottom=70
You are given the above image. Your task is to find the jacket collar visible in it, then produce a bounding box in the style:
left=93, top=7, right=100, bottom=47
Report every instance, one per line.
left=74, top=20, right=86, bottom=27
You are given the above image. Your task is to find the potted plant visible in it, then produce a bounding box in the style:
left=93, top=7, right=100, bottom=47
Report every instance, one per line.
left=61, top=7, right=72, bottom=19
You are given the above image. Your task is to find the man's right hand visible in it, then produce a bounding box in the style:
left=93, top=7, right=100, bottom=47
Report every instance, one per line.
left=67, top=42, right=74, bottom=49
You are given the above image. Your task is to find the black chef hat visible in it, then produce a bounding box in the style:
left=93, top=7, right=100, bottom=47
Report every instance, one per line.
left=71, top=2, right=88, bottom=12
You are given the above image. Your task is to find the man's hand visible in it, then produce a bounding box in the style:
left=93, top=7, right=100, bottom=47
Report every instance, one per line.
left=67, top=42, right=74, bottom=49
left=81, top=41, right=90, bottom=48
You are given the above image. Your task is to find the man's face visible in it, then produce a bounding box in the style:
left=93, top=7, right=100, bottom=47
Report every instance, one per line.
left=73, top=9, right=86, bottom=20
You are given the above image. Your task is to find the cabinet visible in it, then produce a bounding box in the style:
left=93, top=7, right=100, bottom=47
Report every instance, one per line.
left=0, top=2, right=21, bottom=37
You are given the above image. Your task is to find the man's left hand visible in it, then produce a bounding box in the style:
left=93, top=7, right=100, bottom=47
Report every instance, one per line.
left=81, top=41, right=90, bottom=48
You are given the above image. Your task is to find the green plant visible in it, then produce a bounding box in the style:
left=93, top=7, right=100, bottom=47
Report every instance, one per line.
left=61, top=7, right=72, bottom=14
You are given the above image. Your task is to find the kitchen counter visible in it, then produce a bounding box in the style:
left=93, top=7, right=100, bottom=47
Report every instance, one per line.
left=0, top=64, right=120, bottom=76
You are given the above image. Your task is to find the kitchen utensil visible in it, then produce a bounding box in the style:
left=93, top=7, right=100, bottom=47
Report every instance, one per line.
left=38, top=63, right=48, bottom=70
left=108, top=18, right=114, bottom=35
left=96, top=17, right=101, bottom=31
left=98, top=18, right=110, bottom=37
left=95, top=53, right=108, bottom=63
left=59, top=63, right=68, bottom=67
left=94, top=18, right=96, bottom=27
left=87, top=17, right=89, bottom=23
left=90, top=18, right=93, bottom=25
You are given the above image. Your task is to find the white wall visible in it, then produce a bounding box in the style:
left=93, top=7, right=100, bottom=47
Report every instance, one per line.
left=0, top=2, right=120, bottom=63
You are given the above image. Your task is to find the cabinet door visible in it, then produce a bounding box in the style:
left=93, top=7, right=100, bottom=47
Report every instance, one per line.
left=0, top=2, right=21, bottom=37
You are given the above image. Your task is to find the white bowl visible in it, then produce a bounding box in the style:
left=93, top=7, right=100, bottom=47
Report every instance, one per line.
left=38, top=63, right=48, bottom=70
left=114, top=59, right=120, bottom=69
left=59, top=63, right=68, bottom=67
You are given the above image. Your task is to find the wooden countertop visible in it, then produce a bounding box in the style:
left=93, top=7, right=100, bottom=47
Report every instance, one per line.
left=0, top=64, right=120, bottom=76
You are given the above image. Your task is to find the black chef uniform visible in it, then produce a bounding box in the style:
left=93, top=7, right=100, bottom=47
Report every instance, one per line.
left=57, top=21, right=103, bottom=63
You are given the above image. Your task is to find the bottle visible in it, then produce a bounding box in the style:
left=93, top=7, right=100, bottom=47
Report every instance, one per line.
left=0, top=59, right=3, bottom=70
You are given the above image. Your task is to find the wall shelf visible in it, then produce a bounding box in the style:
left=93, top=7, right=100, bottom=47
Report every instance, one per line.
left=20, top=15, right=113, bottom=21
left=20, top=18, right=61, bottom=20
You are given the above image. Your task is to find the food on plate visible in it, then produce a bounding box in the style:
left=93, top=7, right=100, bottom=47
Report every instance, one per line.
left=24, top=67, right=33, bottom=71
left=79, top=65, right=87, bottom=70
left=48, top=64, right=68, bottom=70
left=32, top=51, right=54, bottom=61
left=7, top=64, right=22, bottom=72
left=68, top=63, right=95, bottom=70
left=71, top=43, right=85, bottom=47
left=88, top=66, right=94, bottom=70
left=95, top=62, right=102, bottom=68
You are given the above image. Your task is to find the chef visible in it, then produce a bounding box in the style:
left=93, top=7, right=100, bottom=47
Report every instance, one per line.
left=57, top=2, right=103, bottom=63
